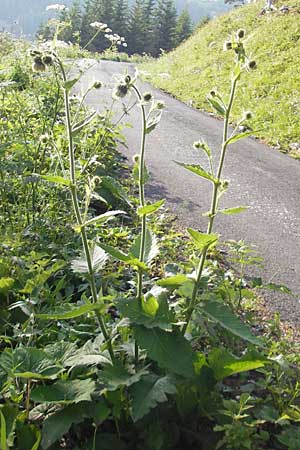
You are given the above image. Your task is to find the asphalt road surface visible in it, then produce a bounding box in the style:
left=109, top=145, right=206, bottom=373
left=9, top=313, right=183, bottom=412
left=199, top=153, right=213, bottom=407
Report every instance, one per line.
left=76, top=59, right=300, bottom=324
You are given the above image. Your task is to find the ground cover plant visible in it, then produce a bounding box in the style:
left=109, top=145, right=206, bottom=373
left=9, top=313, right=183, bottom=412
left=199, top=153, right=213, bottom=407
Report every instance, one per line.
left=141, top=0, right=300, bottom=157
left=1, top=25, right=300, bottom=450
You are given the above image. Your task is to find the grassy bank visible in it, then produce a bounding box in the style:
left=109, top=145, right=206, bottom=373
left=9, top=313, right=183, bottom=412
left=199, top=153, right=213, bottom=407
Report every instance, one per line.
left=141, top=0, right=300, bottom=157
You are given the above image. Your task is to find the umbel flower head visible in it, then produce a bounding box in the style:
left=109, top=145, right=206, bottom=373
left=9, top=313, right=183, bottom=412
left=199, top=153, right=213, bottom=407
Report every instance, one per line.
left=46, top=4, right=67, bottom=11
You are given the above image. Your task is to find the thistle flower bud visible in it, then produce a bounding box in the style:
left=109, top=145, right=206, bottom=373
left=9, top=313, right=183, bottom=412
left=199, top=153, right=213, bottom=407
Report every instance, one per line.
left=93, top=81, right=102, bottom=89
left=248, top=60, right=257, bottom=70
left=32, top=59, right=46, bottom=73
left=29, top=49, right=42, bottom=57
left=223, top=41, right=232, bottom=51
left=237, top=29, right=245, bottom=39
left=193, top=140, right=206, bottom=150
left=143, top=92, right=153, bottom=103
left=133, top=154, right=139, bottom=163
left=39, top=133, right=50, bottom=144
left=42, top=55, right=54, bottom=66
left=125, top=75, right=131, bottom=84
left=243, top=111, right=253, bottom=121
left=209, top=90, right=216, bottom=97
left=113, top=83, right=129, bottom=99
left=155, top=101, right=165, bottom=110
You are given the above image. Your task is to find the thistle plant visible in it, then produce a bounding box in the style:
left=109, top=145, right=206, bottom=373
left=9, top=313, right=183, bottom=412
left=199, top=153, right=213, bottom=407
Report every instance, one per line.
left=180, top=30, right=256, bottom=334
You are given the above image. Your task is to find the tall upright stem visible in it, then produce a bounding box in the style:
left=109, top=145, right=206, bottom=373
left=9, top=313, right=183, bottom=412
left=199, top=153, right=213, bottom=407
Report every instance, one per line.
left=58, top=60, right=115, bottom=362
left=182, top=75, right=239, bottom=335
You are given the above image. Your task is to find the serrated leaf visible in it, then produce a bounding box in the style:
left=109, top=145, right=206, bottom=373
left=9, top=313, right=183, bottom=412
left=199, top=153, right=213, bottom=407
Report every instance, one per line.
left=31, top=379, right=96, bottom=404
left=188, top=228, right=219, bottom=251
left=226, top=130, right=256, bottom=146
left=208, top=348, right=267, bottom=380
left=72, top=111, right=97, bottom=134
left=63, top=77, right=79, bottom=92
left=20, top=261, right=65, bottom=294
left=207, top=96, right=226, bottom=116
left=130, top=228, right=159, bottom=264
left=118, top=292, right=174, bottom=331
left=99, top=176, right=131, bottom=206
left=138, top=200, right=165, bottom=216
left=39, top=174, right=70, bottom=187
left=99, top=243, right=148, bottom=270
left=0, top=348, right=61, bottom=380
left=201, top=300, right=262, bottom=346
left=98, top=362, right=149, bottom=391
left=64, top=337, right=111, bottom=368
left=135, top=326, right=195, bottom=378
left=71, top=244, right=108, bottom=273
left=36, top=303, right=105, bottom=320
left=131, top=374, right=176, bottom=422
left=175, top=162, right=218, bottom=184
left=220, top=206, right=248, bottom=215
left=157, top=274, right=190, bottom=289
left=75, top=210, right=125, bottom=232
left=146, top=110, right=163, bottom=134
left=142, top=294, right=159, bottom=317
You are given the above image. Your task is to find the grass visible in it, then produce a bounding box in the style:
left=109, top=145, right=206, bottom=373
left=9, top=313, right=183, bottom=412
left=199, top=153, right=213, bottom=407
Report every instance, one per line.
left=141, top=0, right=300, bottom=158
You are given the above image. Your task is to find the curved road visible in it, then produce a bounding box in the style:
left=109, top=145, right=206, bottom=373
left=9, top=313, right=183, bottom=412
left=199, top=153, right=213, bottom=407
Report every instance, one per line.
left=77, top=59, right=300, bottom=324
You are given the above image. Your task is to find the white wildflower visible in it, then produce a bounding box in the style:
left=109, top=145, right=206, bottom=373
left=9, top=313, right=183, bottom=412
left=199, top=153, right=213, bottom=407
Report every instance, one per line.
left=90, top=22, right=108, bottom=30
left=46, top=4, right=67, bottom=11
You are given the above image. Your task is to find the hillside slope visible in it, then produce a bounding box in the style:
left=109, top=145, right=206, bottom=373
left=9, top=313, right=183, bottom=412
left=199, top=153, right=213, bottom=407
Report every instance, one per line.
left=142, top=0, right=300, bottom=157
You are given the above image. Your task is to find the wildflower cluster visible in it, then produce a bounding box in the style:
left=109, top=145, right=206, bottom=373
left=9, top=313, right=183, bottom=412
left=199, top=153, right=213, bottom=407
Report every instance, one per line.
left=46, top=3, right=67, bottom=12
left=89, top=22, right=127, bottom=48
left=223, top=29, right=256, bottom=70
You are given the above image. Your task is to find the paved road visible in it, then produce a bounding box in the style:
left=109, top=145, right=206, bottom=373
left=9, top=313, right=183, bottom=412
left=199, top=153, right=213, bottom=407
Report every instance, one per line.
left=76, top=59, right=300, bottom=324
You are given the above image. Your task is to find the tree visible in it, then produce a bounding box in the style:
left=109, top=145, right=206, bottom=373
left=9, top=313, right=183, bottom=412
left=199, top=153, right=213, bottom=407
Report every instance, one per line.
left=127, top=0, right=146, bottom=55
left=153, top=0, right=177, bottom=56
left=142, top=0, right=156, bottom=54
left=60, top=0, right=82, bottom=44
left=175, top=8, right=193, bottom=46
left=113, top=0, right=129, bottom=40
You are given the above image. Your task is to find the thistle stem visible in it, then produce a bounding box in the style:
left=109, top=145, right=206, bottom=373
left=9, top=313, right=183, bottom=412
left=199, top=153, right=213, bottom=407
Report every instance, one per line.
left=58, top=59, right=115, bottom=362
left=182, top=74, right=239, bottom=335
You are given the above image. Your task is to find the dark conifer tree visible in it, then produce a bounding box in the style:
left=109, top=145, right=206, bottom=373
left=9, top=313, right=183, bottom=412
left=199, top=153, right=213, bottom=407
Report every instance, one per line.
left=175, top=8, right=193, bottom=45
left=153, top=0, right=177, bottom=55
left=113, top=0, right=129, bottom=40
left=127, top=0, right=146, bottom=55
left=142, top=0, right=156, bottom=54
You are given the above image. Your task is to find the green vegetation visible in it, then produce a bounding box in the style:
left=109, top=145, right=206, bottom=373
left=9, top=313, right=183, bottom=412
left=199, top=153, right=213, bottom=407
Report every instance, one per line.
left=1, top=28, right=300, bottom=450
left=38, top=0, right=193, bottom=57
left=142, top=0, right=300, bottom=157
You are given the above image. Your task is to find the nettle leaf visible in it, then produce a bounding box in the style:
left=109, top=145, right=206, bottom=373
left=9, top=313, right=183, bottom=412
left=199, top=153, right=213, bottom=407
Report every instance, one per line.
left=188, top=228, right=219, bottom=251
left=40, top=400, right=110, bottom=449
left=208, top=348, right=267, bottom=381
left=63, top=77, right=79, bottom=92
left=135, top=326, right=195, bottom=378
left=219, top=206, right=248, bottom=215
left=36, top=302, right=105, bottom=320
left=98, top=362, right=149, bottom=391
left=64, top=336, right=111, bottom=368
left=131, top=374, right=177, bottom=422
left=20, top=261, right=65, bottom=294
left=99, top=175, right=131, bottom=206
left=175, top=162, right=218, bottom=184
left=75, top=210, right=126, bottom=232
left=0, top=348, right=61, bottom=380
left=71, top=244, right=108, bottom=273
left=118, top=291, right=175, bottom=331
left=98, top=243, right=148, bottom=270
left=200, top=300, right=262, bottom=346
left=138, top=199, right=165, bottom=216
left=31, top=379, right=96, bottom=404
left=130, top=228, right=159, bottom=264
left=38, top=174, right=70, bottom=187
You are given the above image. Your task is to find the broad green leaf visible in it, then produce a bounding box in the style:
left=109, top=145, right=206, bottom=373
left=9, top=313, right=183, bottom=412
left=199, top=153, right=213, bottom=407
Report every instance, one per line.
left=264, top=283, right=292, bottom=295
left=157, top=274, right=190, bottom=289
left=71, top=244, right=108, bottom=273
left=40, top=400, right=110, bottom=449
left=20, top=261, right=65, bottom=294
left=39, top=174, right=70, bottom=187
left=142, top=294, right=159, bottom=317
left=175, top=162, right=218, bottom=184
left=118, top=292, right=175, bottom=331
left=138, top=200, right=165, bottom=216
left=0, top=410, right=7, bottom=450
left=99, top=243, right=148, bottom=270
left=219, top=206, right=248, bottom=215
left=208, top=348, right=267, bottom=380
left=0, top=278, right=14, bottom=294
left=1, top=405, right=17, bottom=448
left=36, top=303, right=105, bottom=320
left=98, top=362, right=149, bottom=391
left=188, top=228, right=219, bottom=251
left=63, top=336, right=111, bottom=368
left=131, top=374, right=177, bottom=422
left=201, top=300, right=262, bottom=346
left=72, top=111, right=97, bottom=134
left=130, top=228, right=159, bottom=264
left=31, top=379, right=96, bottom=404
left=207, top=96, right=226, bottom=116
left=226, top=130, right=255, bottom=146
left=75, top=210, right=126, bottom=232
left=99, top=176, right=131, bottom=205
left=135, top=326, right=195, bottom=378
left=0, top=347, right=61, bottom=380
left=63, top=77, right=79, bottom=91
